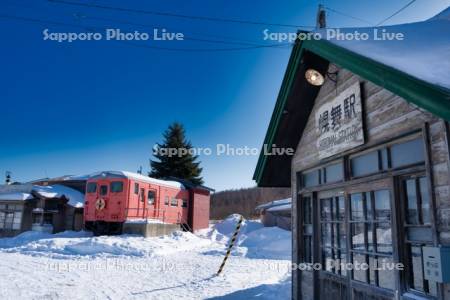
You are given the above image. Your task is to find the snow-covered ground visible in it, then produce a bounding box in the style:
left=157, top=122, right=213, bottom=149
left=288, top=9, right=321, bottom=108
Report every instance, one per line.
left=0, top=215, right=291, bottom=300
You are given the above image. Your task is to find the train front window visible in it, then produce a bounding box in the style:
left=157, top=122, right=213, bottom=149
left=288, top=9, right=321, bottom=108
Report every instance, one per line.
left=100, top=185, right=108, bottom=196
left=87, top=182, right=97, bottom=193
left=110, top=181, right=123, bottom=193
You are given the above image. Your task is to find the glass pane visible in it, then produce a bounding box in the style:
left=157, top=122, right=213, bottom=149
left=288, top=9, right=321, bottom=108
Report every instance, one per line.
left=351, top=151, right=379, bottom=177
left=419, top=177, right=431, bottom=224
left=381, top=148, right=389, bottom=170
left=375, top=190, right=391, bottom=221
left=323, top=247, right=333, bottom=272
left=110, top=181, right=123, bottom=193
left=406, top=179, right=419, bottom=224
left=378, top=256, right=395, bottom=290
left=325, top=163, right=343, bottom=183
left=148, top=191, right=155, bottom=205
left=337, top=196, right=345, bottom=220
left=339, top=223, right=347, bottom=250
left=100, top=185, right=108, bottom=196
left=333, top=223, right=339, bottom=249
left=353, top=253, right=367, bottom=282
left=12, top=222, right=21, bottom=230
left=340, top=252, right=347, bottom=276
left=369, top=256, right=377, bottom=285
left=391, top=138, right=425, bottom=168
left=351, top=193, right=364, bottom=220
left=304, top=236, right=312, bottom=263
left=303, top=197, right=312, bottom=224
left=410, top=245, right=424, bottom=292
left=407, top=227, right=433, bottom=242
left=303, top=225, right=313, bottom=236
left=352, top=223, right=365, bottom=250
left=321, top=198, right=332, bottom=220
left=86, top=182, right=97, bottom=193
left=367, top=223, right=374, bottom=252
left=365, top=192, right=372, bottom=220
left=322, top=223, right=332, bottom=247
left=303, top=170, right=319, bottom=187
left=376, top=223, right=392, bottom=255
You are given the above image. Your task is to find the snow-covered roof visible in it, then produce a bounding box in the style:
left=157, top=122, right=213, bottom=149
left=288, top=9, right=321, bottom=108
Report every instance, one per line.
left=87, top=171, right=184, bottom=189
left=319, top=6, right=450, bottom=90
left=32, top=184, right=84, bottom=208
left=255, top=198, right=291, bottom=211
left=0, top=193, right=34, bottom=201
left=266, top=203, right=291, bottom=212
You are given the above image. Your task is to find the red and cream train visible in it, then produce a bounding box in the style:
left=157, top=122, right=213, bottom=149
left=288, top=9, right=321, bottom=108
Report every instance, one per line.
left=83, top=171, right=210, bottom=235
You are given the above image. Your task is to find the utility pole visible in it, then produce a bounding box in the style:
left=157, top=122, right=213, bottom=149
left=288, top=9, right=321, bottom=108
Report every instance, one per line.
left=5, top=171, right=11, bottom=185
left=316, top=4, right=327, bottom=29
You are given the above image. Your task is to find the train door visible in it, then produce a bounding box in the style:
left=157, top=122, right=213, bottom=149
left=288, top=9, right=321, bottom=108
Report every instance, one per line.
left=95, top=180, right=109, bottom=219
left=137, top=187, right=146, bottom=218
left=147, top=188, right=157, bottom=219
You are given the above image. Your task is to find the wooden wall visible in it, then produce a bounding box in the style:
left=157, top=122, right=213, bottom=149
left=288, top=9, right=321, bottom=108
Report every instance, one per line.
left=290, top=65, right=450, bottom=300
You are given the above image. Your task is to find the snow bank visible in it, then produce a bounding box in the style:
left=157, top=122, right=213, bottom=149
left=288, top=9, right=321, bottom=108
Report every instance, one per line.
left=33, top=184, right=84, bottom=208
left=203, top=214, right=291, bottom=260
left=0, top=214, right=292, bottom=299
left=0, top=230, right=210, bottom=258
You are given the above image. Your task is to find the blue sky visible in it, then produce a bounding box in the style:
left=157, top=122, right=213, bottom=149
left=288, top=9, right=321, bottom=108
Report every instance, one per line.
left=0, top=0, right=448, bottom=191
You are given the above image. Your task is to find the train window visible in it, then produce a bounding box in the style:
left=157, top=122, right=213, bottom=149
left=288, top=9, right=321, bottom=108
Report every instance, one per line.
left=170, top=197, right=178, bottom=206
left=164, top=196, right=169, bottom=206
left=110, top=181, right=123, bottom=193
left=140, top=188, right=145, bottom=202
left=100, top=185, right=108, bottom=196
left=182, top=199, right=188, bottom=208
left=87, top=182, right=97, bottom=193
left=134, top=183, right=139, bottom=194
left=148, top=191, right=155, bottom=205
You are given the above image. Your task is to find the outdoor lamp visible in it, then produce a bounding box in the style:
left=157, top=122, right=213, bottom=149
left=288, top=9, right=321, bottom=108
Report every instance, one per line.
left=305, top=69, right=325, bottom=86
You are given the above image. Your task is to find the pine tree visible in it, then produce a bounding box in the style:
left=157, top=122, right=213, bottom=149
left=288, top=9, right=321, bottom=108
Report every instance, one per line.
left=150, top=122, right=204, bottom=185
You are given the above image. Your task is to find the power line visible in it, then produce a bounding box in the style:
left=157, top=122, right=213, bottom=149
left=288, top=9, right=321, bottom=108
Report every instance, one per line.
left=376, top=0, right=417, bottom=26
left=48, top=0, right=316, bottom=29
left=83, top=15, right=263, bottom=47
left=325, top=6, right=373, bottom=26
left=3, top=0, right=269, bottom=46
left=0, top=14, right=292, bottom=52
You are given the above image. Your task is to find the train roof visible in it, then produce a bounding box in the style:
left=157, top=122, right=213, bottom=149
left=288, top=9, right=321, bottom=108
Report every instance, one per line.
left=87, top=171, right=185, bottom=189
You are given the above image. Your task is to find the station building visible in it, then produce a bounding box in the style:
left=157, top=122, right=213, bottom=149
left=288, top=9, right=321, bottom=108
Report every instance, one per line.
left=254, top=9, right=450, bottom=300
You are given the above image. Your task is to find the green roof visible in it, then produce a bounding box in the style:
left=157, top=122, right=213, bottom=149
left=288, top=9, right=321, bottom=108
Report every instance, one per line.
left=253, top=38, right=450, bottom=185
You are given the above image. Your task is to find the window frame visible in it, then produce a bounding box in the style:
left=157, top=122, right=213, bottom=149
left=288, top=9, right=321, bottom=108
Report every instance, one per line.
left=301, top=159, right=345, bottom=189
left=398, top=173, right=438, bottom=298
left=181, top=199, right=188, bottom=208
left=86, top=182, right=97, bottom=194
left=110, top=181, right=124, bottom=193
left=99, top=185, right=108, bottom=196
left=147, top=190, right=156, bottom=205
left=0, top=204, right=24, bottom=231
left=295, top=128, right=441, bottom=296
